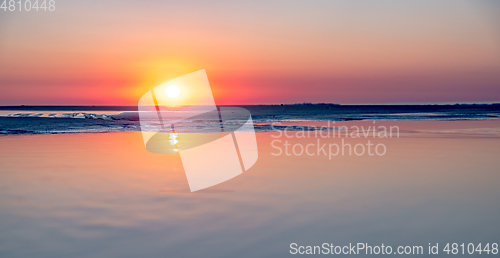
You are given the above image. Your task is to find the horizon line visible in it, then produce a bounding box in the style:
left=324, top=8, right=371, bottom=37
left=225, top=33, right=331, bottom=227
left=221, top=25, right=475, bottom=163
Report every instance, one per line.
left=1, top=102, right=500, bottom=107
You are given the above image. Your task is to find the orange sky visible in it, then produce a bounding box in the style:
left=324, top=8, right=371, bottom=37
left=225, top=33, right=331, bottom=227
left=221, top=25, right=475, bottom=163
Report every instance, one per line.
left=0, top=0, right=499, bottom=105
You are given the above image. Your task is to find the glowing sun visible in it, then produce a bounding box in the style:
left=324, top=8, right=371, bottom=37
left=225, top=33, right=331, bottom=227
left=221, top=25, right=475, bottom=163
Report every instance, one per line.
left=164, top=85, right=180, bottom=98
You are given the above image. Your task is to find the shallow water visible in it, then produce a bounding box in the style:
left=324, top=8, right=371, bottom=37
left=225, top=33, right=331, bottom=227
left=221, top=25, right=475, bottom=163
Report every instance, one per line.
left=1, top=104, right=500, bottom=135
left=0, top=120, right=499, bottom=257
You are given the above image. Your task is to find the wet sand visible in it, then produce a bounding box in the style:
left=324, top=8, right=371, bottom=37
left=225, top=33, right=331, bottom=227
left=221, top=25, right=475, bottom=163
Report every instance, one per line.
left=0, top=120, right=499, bottom=257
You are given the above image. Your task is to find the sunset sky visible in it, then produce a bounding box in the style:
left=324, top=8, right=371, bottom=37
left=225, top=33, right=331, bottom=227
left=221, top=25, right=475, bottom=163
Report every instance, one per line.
left=0, top=0, right=499, bottom=105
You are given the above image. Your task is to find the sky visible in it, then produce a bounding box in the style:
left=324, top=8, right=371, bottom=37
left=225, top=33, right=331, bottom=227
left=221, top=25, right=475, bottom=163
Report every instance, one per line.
left=0, top=0, right=499, bottom=105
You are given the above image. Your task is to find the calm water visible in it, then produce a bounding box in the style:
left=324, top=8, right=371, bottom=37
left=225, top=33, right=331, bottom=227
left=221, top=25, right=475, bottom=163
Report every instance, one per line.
left=0, top=120, right=499, bottom=257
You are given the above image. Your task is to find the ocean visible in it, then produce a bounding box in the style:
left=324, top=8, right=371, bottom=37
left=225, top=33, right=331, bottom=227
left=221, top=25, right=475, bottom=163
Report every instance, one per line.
left=1, top=104, right=499, bottom=134
left=1, top=105, right=499, bottom=257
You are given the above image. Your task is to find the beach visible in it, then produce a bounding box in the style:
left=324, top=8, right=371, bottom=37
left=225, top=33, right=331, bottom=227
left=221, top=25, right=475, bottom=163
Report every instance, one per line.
left=2, top=0, right=500, bottom=256
left=1, top=119, right=499, bottom=257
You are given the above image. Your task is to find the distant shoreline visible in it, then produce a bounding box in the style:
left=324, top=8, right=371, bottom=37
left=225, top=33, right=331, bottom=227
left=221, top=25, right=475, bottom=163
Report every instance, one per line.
left=0, top=103, right=499, bottom=111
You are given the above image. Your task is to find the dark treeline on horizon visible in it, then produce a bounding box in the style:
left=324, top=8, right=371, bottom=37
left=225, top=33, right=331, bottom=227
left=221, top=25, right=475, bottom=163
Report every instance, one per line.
left=0, top=103, right=499, bottom=112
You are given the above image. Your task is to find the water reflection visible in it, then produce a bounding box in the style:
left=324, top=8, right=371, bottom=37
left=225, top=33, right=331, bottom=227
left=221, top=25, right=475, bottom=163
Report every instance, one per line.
left=0, top=121, right=499, bottom=257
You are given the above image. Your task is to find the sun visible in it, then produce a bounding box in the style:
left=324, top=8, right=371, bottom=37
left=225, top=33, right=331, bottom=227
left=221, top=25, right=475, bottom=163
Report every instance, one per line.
left=164, top=85, right=180, bottom=98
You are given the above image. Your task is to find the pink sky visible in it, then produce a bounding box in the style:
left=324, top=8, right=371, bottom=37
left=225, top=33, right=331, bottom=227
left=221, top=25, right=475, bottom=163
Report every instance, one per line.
left=0, top=0, right=499, bottom=105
